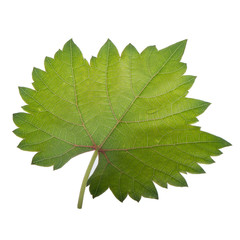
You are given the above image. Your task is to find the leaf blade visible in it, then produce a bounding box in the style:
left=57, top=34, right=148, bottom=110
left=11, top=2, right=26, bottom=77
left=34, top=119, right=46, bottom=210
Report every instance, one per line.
left=13, top=39, right=231, bottom=205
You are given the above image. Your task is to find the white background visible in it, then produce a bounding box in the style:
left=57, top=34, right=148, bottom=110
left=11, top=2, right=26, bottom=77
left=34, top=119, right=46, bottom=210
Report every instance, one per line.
left=0, top=0, right=239, bottom=239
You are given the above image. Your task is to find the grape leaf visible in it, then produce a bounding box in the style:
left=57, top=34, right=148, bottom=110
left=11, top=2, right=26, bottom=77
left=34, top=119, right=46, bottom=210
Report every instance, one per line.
left=13, top=39, right=230, bottom=208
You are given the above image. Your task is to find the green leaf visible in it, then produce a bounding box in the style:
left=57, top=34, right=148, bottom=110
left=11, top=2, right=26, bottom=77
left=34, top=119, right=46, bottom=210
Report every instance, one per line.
left=13, top=39, right=231, bottom=208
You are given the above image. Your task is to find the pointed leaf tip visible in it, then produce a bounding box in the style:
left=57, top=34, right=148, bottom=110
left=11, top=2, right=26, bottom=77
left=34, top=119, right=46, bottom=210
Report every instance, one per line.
left=179, top=39, right=188, bottom=46
left=181, top=39, right=188, bottom=48
left=122, top=43, right=139, bottom=57
left=222, top=139, right=232, bottom=147
left=169, top=39, right=188, bottom=50
left=68, top=38, right=74, bottom=43
left=104, top=39, right=117, bottom=48
left=63, top=38, right=78, bottom=52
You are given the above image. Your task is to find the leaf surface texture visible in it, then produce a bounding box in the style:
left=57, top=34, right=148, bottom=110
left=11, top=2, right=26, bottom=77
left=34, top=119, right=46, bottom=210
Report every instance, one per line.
left=13, top=39, right=230, bottom=202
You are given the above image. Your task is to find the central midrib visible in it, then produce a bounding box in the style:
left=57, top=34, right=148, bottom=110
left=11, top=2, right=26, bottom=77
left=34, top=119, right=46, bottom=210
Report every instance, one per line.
left=69, top=41, right=96, bottom=147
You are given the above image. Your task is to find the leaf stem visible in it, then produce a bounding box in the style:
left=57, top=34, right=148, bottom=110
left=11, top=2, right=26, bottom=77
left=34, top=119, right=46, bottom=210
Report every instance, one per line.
left=77, top=150, right=98, bottom=209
